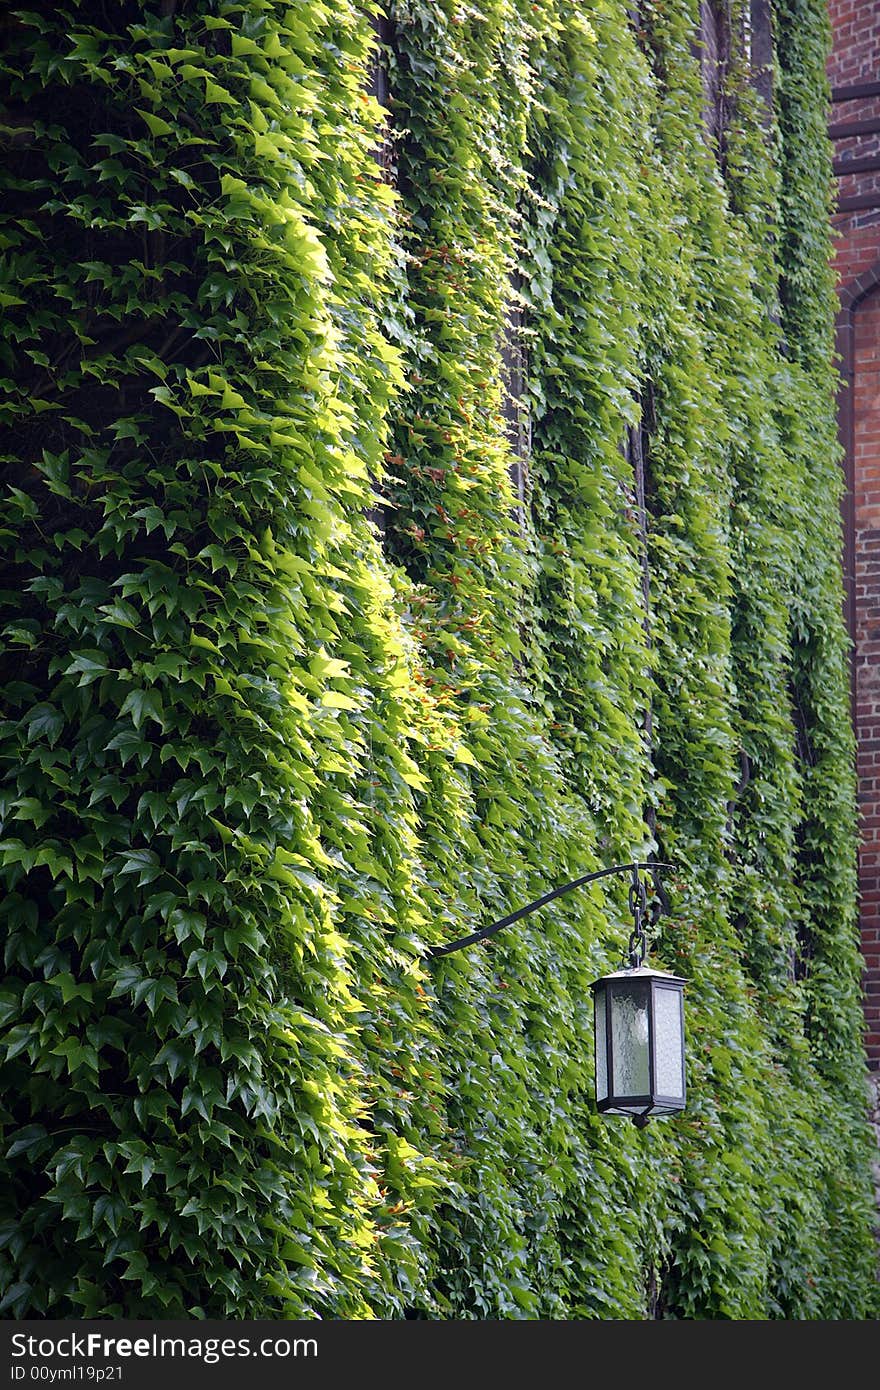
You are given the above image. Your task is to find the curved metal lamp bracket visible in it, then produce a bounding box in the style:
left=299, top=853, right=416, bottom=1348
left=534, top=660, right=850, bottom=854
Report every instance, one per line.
left=428, top=861, right=673, bottom=961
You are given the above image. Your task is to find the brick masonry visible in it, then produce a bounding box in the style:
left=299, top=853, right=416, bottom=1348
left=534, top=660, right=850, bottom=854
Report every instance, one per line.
left=871, top=1076, right=880, bottom=1242
left=829, top=0, right=880, bottom=1082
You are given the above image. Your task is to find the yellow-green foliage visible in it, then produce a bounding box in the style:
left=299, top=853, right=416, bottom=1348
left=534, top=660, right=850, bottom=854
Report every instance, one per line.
left=0, top=0, right=876, bottom=1318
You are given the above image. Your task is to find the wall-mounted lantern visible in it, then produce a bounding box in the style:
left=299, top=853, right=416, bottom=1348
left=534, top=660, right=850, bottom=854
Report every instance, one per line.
left=592, top=868, right=686, bottom=1127
left=429, top=860, right=686, bottom=1128
left=592, top=969, right=686, bottom=1127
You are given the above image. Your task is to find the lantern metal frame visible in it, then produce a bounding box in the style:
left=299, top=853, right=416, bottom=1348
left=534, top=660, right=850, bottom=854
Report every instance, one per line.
left=428, top=859, right=686, bottom=1128
left=592, top=966, right=687, bottom=1128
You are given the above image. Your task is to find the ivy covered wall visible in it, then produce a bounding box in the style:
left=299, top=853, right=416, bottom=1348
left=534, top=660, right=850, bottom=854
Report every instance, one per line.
left=0, top=0, right=877, bottom=1318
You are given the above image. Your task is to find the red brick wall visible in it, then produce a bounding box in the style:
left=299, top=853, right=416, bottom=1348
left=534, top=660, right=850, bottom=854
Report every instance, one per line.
left=854, top=295, right=880, bottom=1066
left=829, top=0, right=880, bottom=1071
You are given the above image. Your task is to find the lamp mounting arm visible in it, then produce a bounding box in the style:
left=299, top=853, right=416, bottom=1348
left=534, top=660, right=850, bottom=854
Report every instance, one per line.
left=428, top=861, right=673, bottom=960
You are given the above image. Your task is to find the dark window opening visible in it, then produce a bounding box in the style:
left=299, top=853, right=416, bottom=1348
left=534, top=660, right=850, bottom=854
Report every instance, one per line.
left=501, top=276, right=530, bottom=536
left=365, top=12, right=395, bottom=539
left=625, top=389, right=656, bottom=838
left=697, top=0, right=730, bottom=149
left=748, top=0, right=774, bottom=122
left=368, top=12, right=395, bottom=181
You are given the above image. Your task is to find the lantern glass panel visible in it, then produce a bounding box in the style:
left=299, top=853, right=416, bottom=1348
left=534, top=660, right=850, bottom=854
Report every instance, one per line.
left=595, top=988, right=608, bottom=1101
left=653, top=985, right=684, bottom=1099
left=610, top=987, right=650, bottom=1097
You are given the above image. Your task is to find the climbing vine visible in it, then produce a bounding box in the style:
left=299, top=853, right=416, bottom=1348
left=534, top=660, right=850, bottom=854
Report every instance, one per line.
left=0, top=0, right=876, bottom=1319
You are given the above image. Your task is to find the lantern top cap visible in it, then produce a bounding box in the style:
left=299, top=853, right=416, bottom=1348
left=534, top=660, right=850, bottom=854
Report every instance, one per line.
left=591, top=965, right=687, bottom=988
